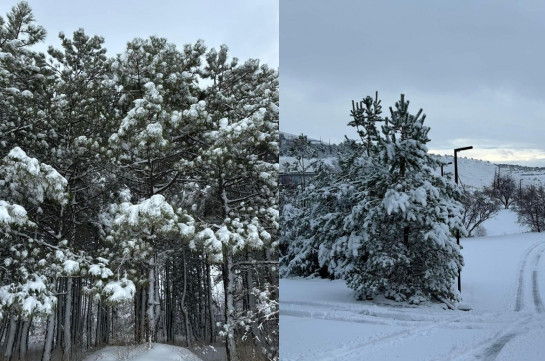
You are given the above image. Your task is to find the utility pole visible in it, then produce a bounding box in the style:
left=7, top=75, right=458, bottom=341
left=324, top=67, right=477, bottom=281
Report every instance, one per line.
left=454, top=146, right=473, bottom=292
left=441, top=161, right=453, bottom=177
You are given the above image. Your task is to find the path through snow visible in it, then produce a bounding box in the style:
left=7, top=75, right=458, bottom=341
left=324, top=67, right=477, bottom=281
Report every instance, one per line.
left=82, top=343, right=203, bottom=361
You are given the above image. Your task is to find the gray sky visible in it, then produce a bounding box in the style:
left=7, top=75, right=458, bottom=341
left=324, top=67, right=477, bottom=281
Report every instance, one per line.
left=0, top=0, right=278, bottom=68
left=281, top=0, right=545, bottom=166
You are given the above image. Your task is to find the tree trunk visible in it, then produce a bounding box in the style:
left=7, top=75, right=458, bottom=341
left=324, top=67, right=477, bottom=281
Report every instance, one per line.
left=223, top=247, right=238, bottom=361
left=12, top=319, right=22, bottom=361
left=134, top=286, right=141, bottom=343
left=4, top=318, right=16, bottom=360
left=180, top=248, right=191, bottom=348
left=55, top=280, right=64, bottom=350
left=246, top=257, right=262, bottom=350
left=0, top=318, right=7, bottom=347
left=206, top=260, right=216, bottom=343
left=62, top=278, right=73, bottom=361
left=73, top=278, right=82, bottom=348
left=86, top=294, right=92, bottom=349
left=140, top=286, right=146, bottom=343
left=18, top=318, right=30, bottom=361
left=42, top=310, right=56, bottom=361
left=95, top=301, right=102, bottom=347
left=165, top=260, right=175, bottom=343
left=146, top=255, right=158, bottom=347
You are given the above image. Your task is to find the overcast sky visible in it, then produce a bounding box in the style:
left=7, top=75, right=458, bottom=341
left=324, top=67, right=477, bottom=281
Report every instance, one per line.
left=281, top=0, right=545, bottom=166
left=0, top=0, right=278, bottom=68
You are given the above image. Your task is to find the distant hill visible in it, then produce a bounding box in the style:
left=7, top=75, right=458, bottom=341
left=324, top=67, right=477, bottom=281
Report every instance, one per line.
left=280, top=131, right=338, bottom=157
left=279, top=132, right=545, bottom=189
left=434, top=155, right=545, bottom=189
left=280, top=153, right=545, bottom=190
left=279, top=131, right=299, bottom=140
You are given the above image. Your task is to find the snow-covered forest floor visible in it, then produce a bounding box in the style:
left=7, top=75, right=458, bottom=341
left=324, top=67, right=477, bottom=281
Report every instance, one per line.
left=280, top=210, right=545, bottom=361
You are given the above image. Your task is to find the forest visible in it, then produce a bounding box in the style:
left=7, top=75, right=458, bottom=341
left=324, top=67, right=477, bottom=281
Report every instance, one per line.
left=0, top=2, right=279, bottom=361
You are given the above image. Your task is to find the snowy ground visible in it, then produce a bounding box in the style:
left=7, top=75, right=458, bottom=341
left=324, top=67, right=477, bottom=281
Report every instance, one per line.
left=280, top=211, right=545, bottom=361
left=82, top=343, right=203, bottom=361
left=480, top=209, right=530, bottom=237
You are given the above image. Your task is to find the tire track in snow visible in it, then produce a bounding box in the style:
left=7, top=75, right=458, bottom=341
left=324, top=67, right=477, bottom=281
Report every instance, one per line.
left=473, top=241, right=545, bottom=361
left=431, top=313, right=534, bottom=361
left=281, top=300, right=445, bottom=322
left=315, top=313, right=478, bottom=361
left=440, top=240, right=545, bottom=361
left=479, top=333, right=518, bottom=361
left=282, top=301, right=477, bottom=361
left=532, top=251, right=544, bottom=313
left=280, top=308, right=395, bottom=326
left=514, top=241, right=544, bottom=311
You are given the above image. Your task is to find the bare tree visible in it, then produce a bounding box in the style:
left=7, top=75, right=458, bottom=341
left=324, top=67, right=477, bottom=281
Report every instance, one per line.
left=492, top=172, right=516, bottom=209
left=460, top=187, right=501, bottom=237
left=288, top=134, right=318, bottom=190
left=514, top=185, right=545, bottom=232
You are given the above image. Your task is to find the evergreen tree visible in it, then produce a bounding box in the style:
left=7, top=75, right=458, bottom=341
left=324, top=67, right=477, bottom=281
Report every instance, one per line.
left=0, top=1, right=50, bottom=157
left=195, top=47, right=278, bottom=361
left=342, top=94, right=465, bottom=303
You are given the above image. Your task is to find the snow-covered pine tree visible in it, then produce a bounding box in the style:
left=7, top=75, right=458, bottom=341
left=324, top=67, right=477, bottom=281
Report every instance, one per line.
left=286, top=134, right=317, bottom=190
left=280, top=138, right=366, bottom=279
left=100, top=190, right=194, bottom=346
left=0, top=1, right=50, bottom=157
left=194, top=46, right=279, bottom=361
left=279, top=180, right=318, bottom=277
left=0, top=147, right=71, bottom=360
left=106, top=77, right=195, bottom=343
left=349, top=91, right=384, bottom=156
left=38, top=29, right=121, bottom=359
left=280, top=162, right=344, bottom=278
left=343, top=94, right=465, bottom=304
left=113, top=36, right=205, bottom=113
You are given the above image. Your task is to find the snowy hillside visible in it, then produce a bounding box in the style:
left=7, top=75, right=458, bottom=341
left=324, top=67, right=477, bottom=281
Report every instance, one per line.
left=280, top=131, right=322, bottom=144
left=280, top=154, right=545, bottom=190
left=280, top=131, right=300, bottom=140
left=435, top=155, right=545, bottom=189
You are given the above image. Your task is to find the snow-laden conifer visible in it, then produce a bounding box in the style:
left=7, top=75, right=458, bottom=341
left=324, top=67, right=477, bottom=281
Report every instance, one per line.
left=192, top=47, right=279, bottom=361
left=342, top=94, right=465, bottom=303
left=0, top=147, right=70, bottom=325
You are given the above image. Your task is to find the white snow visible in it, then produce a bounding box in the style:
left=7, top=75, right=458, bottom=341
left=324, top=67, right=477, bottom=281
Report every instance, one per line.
left=0, top=201, right=27, bottom=224
left=102, top=277, right=135, bottom=303
left=480, top=208, right=531, bottom=236
left=82, top=343, right=203, bottom=361
left=88, top=264, right=114, bottom=279
left=63, top=260, right=80, bottom=275
left=280, top=213, right=545, bottom=361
